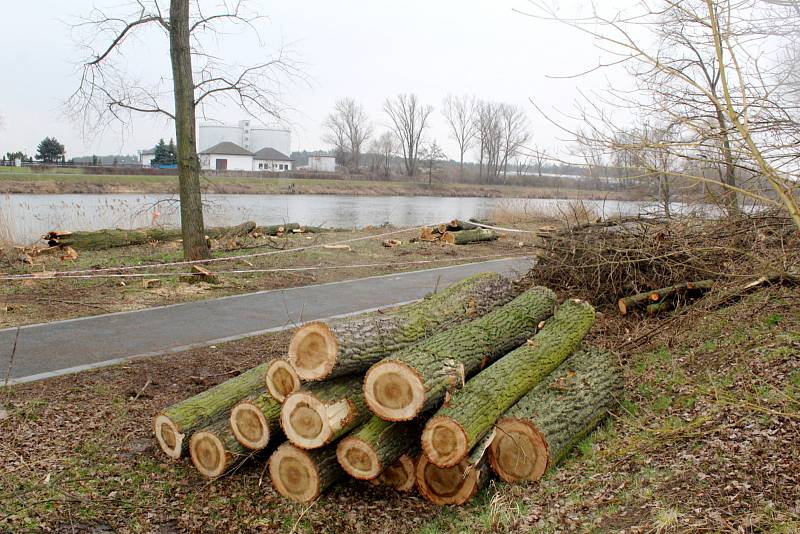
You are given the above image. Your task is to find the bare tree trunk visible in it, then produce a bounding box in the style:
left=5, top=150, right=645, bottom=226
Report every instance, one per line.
left=170, top=0, right=209, bottom=260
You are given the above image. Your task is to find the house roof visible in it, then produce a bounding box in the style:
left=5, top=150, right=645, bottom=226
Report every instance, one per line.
left=253, top=147, right=292, bottom=161
left=199, top=141, right=253, bottom=156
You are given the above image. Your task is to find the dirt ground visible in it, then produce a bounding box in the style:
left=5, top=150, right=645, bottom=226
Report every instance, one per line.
left=0, top=224, right=537, bottom=328
left=1, top=281, right=797, bottom=533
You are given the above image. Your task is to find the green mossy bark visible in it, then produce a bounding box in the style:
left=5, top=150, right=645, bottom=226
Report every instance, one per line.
left=308, top=272, right=515, bottom=379
left=618, top=279, right=714, bottom=314
left=503, top=347, right=623, bottom=467
left=346, top=416, right=420, bottom=474
left=429, top=299, right=596, bottom=462
left=447, top=228, right=498, bottom=245
left=260, top=223, right=301, bottom=235
left=49, top=221, right=256, bottom=250
left=159, top=362, right=269, bottom=456
left=382, top=286, right=557, bottom=415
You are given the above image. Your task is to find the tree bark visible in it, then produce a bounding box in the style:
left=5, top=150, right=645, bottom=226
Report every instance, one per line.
left=440, top=228, right=498, bottom=245
left=287, top=272, right=515, bottom=381
left=170, top=0, right=209, bottom=261
left=488, top=347, right=622, bottom=483
left=259, top=223, right=301, bottom=236
left=364, top=287, right=557, bottom=421
left=45, top=222, right=255, bottom=250
left=421, top=300, right=595, bottom=467
left=280, top=376, right=370, bottom=449
left=336, top=416, right=420, bottom=480
left=230, top=390, right=283, bottom=450
left=269, top=442, right=344, bottom=503
left=154, top=362, right=268, bottom=459
left=617, top=279, right=714, bottom=315
left=189, top=417, right=251, bottom=479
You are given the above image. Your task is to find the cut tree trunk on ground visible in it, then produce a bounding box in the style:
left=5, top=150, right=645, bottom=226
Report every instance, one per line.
left=364, top=287, right=556, bottom=421
left=375, top=449, right=418, bottom=492
left=288, top=272, right=515, bottom=381
left=617, top=280, right=714, bottom=315
left=415, top=433, right=492, bottom=506
left=265, top=359, right=301, bottom=402
left=336, top=416, right=420, bottom=480
left=281, top=376, right=369, bottom=449
left=230, top=390, right=283, bottom=450
left=269, top=442, right=344, bottom=503
left=441, top=228, right=498, bottom=245
left=445, top=219, right=481, bottom=232
left=189, top=418, right=251, bottom=479
left=259, top=223, right=300, bottom=236
left=488, top=347, right=622, bottom=483
left=421, top=299, right=595, bottom=467
left=45, top=221, right=256, bottom=250
left=419, top=227, right=438, bottom=241
left=153, top=362, right=268, bottom=459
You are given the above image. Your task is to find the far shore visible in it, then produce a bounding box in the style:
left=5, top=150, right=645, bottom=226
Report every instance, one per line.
left=0, top=169, right=645, bottom=200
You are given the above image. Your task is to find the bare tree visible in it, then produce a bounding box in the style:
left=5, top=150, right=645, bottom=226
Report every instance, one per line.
left=70, top=0, right=298, bottom=260
left=522, top=0, right=800, bottom=229
left=419, top=140, right=447, bottom=185
left=474, top=100, right=503, bottom=184
left=323, top=98, right=372, bottom=172
left=499, top=103, right=531, bottom=182
left=383, top=94, right=433, bottom=178
left=531, top=145, right=548, bottom=179
left=322, top=112, right=348, bottom=167
left=375, top=131, right=396, bottom=178
left=442, top=94, right=477, bottom=180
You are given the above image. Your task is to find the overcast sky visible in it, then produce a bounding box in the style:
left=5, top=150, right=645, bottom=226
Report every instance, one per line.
left=0, top=1, right=629, bottom=161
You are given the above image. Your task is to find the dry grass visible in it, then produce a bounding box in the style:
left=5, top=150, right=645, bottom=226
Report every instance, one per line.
left=485, top=199, right=601, bottom=225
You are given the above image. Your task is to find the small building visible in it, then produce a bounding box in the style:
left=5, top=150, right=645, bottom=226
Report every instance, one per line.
left=308, top=155, right=336, bottom=172
left=199, top=141, right=254, bottom=171
left=253, top=147, right=293, bottom=172
left=139, top=148, right=157, bottom=167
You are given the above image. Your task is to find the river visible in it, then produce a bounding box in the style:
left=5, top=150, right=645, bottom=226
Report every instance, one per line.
left=1, top=193, right=671, bottom=244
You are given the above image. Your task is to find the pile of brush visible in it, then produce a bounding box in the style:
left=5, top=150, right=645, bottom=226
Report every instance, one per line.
left=152, top=272, right=622, bottom=504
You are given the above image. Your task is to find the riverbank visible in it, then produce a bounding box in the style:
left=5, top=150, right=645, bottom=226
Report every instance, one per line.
left=0, top=223, right=540, bottom=328
left=0, top=169, right=643, bottom=199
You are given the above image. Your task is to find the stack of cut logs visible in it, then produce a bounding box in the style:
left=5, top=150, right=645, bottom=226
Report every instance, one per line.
left=153, top=272, right=622, bottom=505
left=418, top=219, right=499, bottom=245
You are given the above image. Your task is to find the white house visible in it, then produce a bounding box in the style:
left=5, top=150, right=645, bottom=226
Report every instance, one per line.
left=253, top=147, right=293, bottom=171
left=308, top=155, right=337, bottom=172
left=199, top=142, right=255, bottom=171
left=139, top=148, right=157, bottom=167
left=198, top=120, right=291, bottom=156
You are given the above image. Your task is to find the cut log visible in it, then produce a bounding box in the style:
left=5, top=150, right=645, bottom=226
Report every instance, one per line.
left=375, top=449, right=418, bottom=492
left=260, top=223, right=301, bottom=236
left=419, top=227, right=438, bottom=241
left=230, top=390, right=282, bottom=450
left=364, top=287, right=557, bottom=421
left=45, top=221, right=256, bottom=250
left=269, top=442, right=344, bottom=503
left=488, top=347, right=622, bottom=483
left=288, top=272, right=514, bottom=381
left=441, top=228, right=498, bottom=245
left=415, top=433, right=492, bottom=506
left=153, top=362, right=268, bottom=459
left=189, top=418, right=251, bottom=479
left=336, top=416, right=420, bottom=480
left=617, top=279, right=714, bottom=315
left=265, top=359, right=301, bottom=402
left=446, top=219, right=481, bottom=232
left=421, top=299, right=595, bottom=467
left=281, top=376, right=369, bottom=449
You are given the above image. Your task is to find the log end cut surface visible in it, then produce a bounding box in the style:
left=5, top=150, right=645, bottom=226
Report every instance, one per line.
left=378, top=453, right=416, bottom=492
left=189, top=430, right=229, bottom=479
left=363, top=360, right=426, bottom=421
left=153, top=414, right=184, bottom=460
left=265, top=360, right=301, bottom=402
left=230, top=402, right=272, bottom=450
left=421, top=416, right=469, bottom=468
left=488, top=418, right=549, bottom=483
left=336, top=436, right=382, bottom=479
left=281, top=392, right=336, bottom=449
left=416, top=454, right=480, bottom=506
left=288, top=323, right=338, bottom=381
left=269, top=443, right=321, bottom=503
